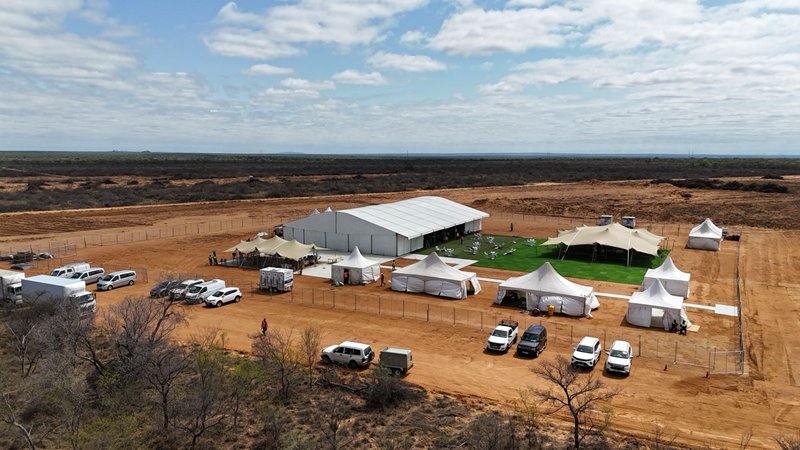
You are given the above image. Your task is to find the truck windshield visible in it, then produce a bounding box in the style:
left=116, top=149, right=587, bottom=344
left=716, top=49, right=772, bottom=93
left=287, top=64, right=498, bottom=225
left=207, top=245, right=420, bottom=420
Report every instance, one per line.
left=521, top=332, right=539, bottom=342
left=74, top=294, right=94, bottom=304
left=576, top=345, right=593, bottom=353
left=71, top=273, right=82, bottom=278
left=491, top=330, right=508, bottom=338
left=610, top=349, right=629, bottom=358
left=101, top=275, right=113, bottom=281
left=188, top=285, right=202, bottom=293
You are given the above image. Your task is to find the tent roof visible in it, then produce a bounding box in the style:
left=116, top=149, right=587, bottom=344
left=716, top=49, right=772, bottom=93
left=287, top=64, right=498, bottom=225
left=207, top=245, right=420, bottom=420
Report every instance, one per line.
left=544, top=222, right=665, bottom=256
left=499, top=262, right=593, bottom=298
left=324, top=207, right=332, bottom=212
left=689, top=218, right=722, bottom=239
left=628, top=280, right=684, bottom=310
left=224, top=236, right=318, bottom=261
left=272, top=240, right=319, bottom=260
left=644, top=256, right=690, bottom=281
left=338, top=196, right=488, bottom=239
left=393, top=252, right=474, bottom=281
left=310, top=208, right=320, bottom=216
left=333, top=246, right=379, bottom=269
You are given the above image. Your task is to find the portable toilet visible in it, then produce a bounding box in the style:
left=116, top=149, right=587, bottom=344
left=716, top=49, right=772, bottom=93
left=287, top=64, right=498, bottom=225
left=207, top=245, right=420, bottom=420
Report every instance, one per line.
left=599, top=215, right=613, bottom=226
left=622, top=216, right=636, bottom=228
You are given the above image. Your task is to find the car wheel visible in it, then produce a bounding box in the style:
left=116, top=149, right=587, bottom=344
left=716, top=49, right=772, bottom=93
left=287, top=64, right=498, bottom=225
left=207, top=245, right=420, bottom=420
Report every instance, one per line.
left=348, top=360, right=358, bottom=369
left=535, top=348, right=541, bottom=358
left=235, top=296, right=241, bottom=303
left=107, top=285, right=113, bottom=290
left=322, top=356, right=332, bottom=364
left=216, top=301, right=222, bottom=307
left=128, top=280, right=134, bottom=286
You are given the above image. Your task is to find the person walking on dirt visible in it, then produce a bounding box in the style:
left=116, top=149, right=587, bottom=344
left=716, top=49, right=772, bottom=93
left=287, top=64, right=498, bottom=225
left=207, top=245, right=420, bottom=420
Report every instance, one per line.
left=380, top=272, right=385, bottom=286
left=261, top=318, right=268, bottom=336
left=208, top=254, right=213, bottom=265
left=679, top=320, right=688, bottom=335
left=391, top=260, right=396, bottom=271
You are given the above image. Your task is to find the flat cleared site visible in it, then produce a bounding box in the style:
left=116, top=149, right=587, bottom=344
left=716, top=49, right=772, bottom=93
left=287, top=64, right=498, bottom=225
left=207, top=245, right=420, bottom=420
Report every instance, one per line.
left=3, top=179, right=800, bottom=448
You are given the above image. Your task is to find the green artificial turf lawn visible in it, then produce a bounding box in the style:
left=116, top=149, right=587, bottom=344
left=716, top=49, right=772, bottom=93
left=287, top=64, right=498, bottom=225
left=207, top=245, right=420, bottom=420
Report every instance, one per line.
left=416, top=234, right=669, bottom=286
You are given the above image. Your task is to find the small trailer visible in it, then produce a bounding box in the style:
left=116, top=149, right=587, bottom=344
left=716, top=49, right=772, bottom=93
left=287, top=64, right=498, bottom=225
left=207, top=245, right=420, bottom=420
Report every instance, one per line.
left=259, top=267, right=294, bottom=292
left=379, top=347, right=413, bottom=375
left=622, top=216, right=636, bottom=228
left=599, top=215, right=613, bottom=226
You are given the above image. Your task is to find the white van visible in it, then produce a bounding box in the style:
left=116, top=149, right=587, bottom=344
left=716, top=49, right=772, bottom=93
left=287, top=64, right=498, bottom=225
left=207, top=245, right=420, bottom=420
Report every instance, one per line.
left=185, top=279, right=225, bottom=304
left=97, top=270, right=137, bottom=291
left=51, top=262, right=91, bottom=278
left=71, top=268, right=105, bottom=284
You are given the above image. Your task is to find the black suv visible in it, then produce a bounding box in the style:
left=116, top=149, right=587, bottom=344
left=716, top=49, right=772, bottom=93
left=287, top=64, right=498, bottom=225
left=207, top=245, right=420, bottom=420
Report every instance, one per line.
left=516, top=325, right=547, bottom=357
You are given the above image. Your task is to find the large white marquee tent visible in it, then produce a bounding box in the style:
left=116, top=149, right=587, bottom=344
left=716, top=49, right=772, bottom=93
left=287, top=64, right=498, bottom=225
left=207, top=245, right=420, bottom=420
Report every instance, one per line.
left=626, top=280, right=692, bottom=330
left=541, top=222, right=665, bottom=265
left=494, top=262, right=600, bottom=316
left=331, top=247, right=380, bottom=285
left=283, top=196, right=489, bottom=256
left=390, top=252, right=481, bottom=299
left=641, top=256, right=691, bottom=298
left=687, top=218, right=723, bottom=251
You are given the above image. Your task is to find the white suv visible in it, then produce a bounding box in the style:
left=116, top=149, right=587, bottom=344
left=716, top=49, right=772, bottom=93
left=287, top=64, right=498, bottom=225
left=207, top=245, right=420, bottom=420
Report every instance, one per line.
left=205, top=288, right=242, bottom=307
left=571, top=336, right=602, bottom=369
left=321, top=341, right=374, bottom=369
left=605, top=340, right=633, bottom=375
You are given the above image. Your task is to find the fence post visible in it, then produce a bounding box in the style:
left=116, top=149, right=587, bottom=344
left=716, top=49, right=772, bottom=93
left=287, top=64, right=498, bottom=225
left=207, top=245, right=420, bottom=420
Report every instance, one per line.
left=638, top=336, right=641, bottom=356
left=453, top=308, right=456, bottom=326
left=603, top=329, right=607, bottom=349
left=402, top=301, right=405, bottom=319
left=291, top=289, right=294, bottom=302
left=570, top=325, right=573, bottom=345
left=378, top=297, right=381, bottom=314
left=332, top=291, right=335, bottom=309
left=481, top=311, right=483, bottom=330
left=674, top=342, right=678, bottom=363
left=354, top=295, right=357, bottom=312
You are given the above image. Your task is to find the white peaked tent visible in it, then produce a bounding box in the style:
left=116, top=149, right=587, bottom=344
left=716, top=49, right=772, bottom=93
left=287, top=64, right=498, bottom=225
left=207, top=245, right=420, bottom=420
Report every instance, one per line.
left=626, top=280, right=691, bottom=330
left=391, top=252, right=481, bottom=299
left=641, top=256, right=691, bottom=298
left=494, top=262, right=600, bottom=316
left=687, top=218, right=723, bottom=251
left=331, top=247, right=380, bottom=285
left=324, top=206, right=333, bottom=212
left=310, top=208, right=320, bottom=216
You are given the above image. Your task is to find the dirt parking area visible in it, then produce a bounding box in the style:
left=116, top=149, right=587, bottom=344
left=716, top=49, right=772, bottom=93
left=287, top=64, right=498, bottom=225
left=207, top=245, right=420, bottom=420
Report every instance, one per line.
left=3, top=182, right=800, bottom=448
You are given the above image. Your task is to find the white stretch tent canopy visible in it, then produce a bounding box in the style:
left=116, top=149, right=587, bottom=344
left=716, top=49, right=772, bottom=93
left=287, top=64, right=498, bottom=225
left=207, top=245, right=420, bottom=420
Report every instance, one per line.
left=641, top=256, right=691, bottom=298
left=687, top=218, right=723, bottom=251
left=626, top=280, right=691, bottom=330
left=391, top=252, right=481, bottom=299
left=542, top=222, right=665, bottom=257
left=331, top=247, right=380, bottom=285
left=224, top=236, right=320, bottom=261
left=494, top=262, right=600, bottom=316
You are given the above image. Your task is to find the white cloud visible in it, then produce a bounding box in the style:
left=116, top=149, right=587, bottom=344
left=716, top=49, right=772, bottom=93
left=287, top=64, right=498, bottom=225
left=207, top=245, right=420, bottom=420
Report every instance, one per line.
left=368, top=51, right=447, bottom=72
left=331, top=70, right=389, bottom=85
left=205, top=0, right=429, bottom=60
left=243, top=63, right=294, bottom=76
left=399, top=30, right=426, bottom=45
left=252, top=88, right=321, bottom=105
left=427, top=6, right=585, bottom=56
left=279, top=78, right=336, bottom=91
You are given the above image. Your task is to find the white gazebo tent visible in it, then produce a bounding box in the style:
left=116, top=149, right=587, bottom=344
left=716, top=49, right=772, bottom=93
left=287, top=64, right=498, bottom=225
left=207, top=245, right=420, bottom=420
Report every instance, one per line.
left=641, top=256, right=691, bottom=298
left=391, top=252, right=481, bottom=299
left=626, top=280, right=692, bottom=330
left=331, top=247, right=380, bottom=285
left=687, top=218, right=723, bottom=251
left=494, top=262, right=600, bottom=316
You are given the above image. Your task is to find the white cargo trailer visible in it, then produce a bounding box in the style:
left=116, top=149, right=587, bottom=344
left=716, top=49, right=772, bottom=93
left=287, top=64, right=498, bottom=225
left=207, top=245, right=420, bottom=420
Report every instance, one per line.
left=379, top=347, right=413, bottom=375
left=259, top=268, right=294, bottom=292
left=0, top=269, right=24, bottom=304
left=21, top=275, right=97, bottom=314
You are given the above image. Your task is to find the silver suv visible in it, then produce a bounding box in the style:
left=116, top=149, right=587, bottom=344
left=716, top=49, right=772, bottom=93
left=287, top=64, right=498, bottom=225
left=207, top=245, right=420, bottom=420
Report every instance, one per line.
left=97, top=270, right=137, bottom=291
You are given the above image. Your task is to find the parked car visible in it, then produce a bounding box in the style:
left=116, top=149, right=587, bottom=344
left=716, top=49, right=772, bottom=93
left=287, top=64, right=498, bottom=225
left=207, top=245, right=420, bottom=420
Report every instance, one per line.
left=516, top=324, right=547, bottom=357
left=71, top=268, right=105, bottom=284
left=169, top=278, right=204, bottom=300
left=51, top=262, right=90, bottom=278
left=150, top=279, right=182, bottom=298
left=571, top=336, right=602, bottom=369
left=184, top=279, right=225, bottom=304
left=96, top=270, right=137, bottom=291
left=205, top=287, right=242, bottom=307
left=379, top=347, right=413, bottom=375
left=486, top=319, right=518, bottom=353
left=605, top=340, right=633, bottom=375
left=321, top=341, right=375, bottom=369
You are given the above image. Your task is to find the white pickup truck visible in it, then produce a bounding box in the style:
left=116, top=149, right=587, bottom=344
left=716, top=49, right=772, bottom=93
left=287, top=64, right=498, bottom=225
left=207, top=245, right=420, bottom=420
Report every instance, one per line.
left=486, top=320, right=519, bottom=353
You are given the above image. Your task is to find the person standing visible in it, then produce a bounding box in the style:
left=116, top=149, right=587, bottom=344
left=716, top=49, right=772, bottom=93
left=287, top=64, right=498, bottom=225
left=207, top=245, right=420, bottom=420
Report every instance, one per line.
left=391, top=260, right=396, bottom=271
left=213, top=254, right=218, bottom=265
left=343, top=269, right=349, bottom=284
left=380, top=272, right=386, bottom=286
left=510, top=223, right=514, bottom=232
left=208, top=254, right=213, bottom=265
left=261, top=318, right=268, bottom=336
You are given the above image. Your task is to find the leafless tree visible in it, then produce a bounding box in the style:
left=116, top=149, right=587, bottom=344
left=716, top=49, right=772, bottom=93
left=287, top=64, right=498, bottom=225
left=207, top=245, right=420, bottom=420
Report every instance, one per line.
left=171, top=349, right=230, bottom=448
left=739, top=428, right=753, bottom=450
left=2, top=302, right=51, bottom=378
left=227, top=357, right=261, bottom=429
left=516, top=389, right=541, bottom=449
left=313, top=396, right=354, bottom=450
left=462, top=412, right=517, bottom=450
left=651, top=420, right=679, bottom=449
left=143, top=343, right=192, bottom=430
left=775, top=431, right=800, bottom=450
left=299, top=326, right=323, bottom=387
left=1, top=388, right=58, bottom=450
left=532, top=355, right=622, bottom=449
left=258, top=403, right=291, bottom=450
left=251, top=329, right=303, bottom=400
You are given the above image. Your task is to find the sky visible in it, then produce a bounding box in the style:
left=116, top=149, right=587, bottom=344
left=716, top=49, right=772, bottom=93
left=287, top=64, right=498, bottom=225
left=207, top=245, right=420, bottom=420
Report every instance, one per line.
left=1, top=0, right=799, bottom=155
